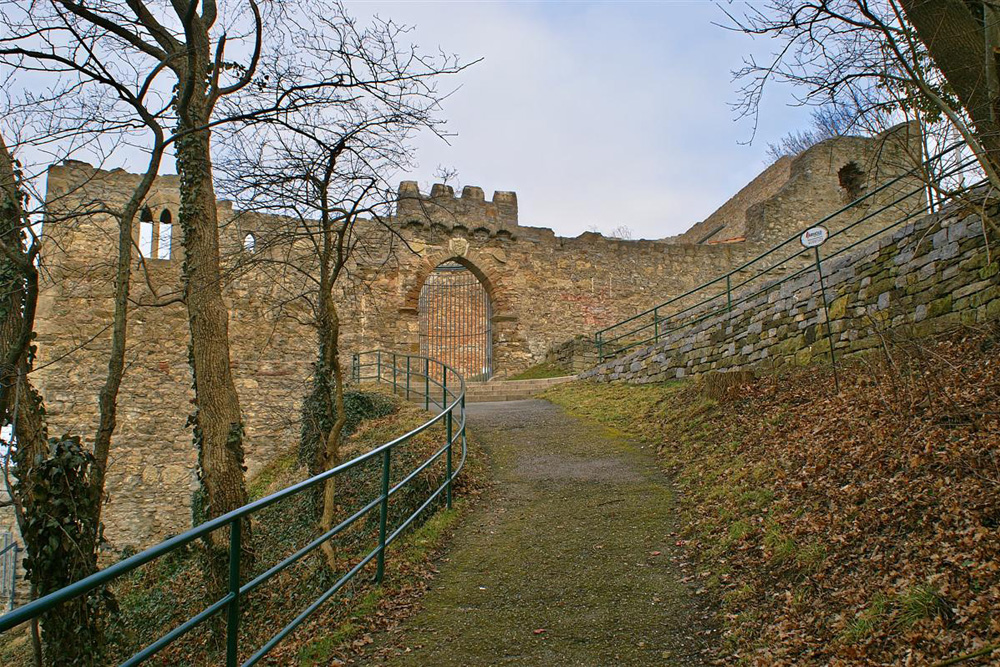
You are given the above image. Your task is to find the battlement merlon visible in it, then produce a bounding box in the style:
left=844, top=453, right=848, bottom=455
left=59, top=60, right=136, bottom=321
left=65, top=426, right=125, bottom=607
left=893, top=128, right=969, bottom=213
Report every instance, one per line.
left=395, top=181, right=518, bottom=230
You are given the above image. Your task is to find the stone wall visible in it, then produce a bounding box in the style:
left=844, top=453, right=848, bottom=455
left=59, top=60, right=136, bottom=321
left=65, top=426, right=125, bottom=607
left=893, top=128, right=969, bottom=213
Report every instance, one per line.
left=11, top=129, right=929, bottom=551
left=667, top=123, right=923, bottom=247
left=544, top=336, right=599, bottom=374
left=22, top=164, right=771, bottom=550
left=583, top=200, right=998, bottom=384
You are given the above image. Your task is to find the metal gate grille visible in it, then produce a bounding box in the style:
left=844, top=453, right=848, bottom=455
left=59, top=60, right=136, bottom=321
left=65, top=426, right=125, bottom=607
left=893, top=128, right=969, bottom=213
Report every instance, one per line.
left=418, top=262, right=492, bottom=382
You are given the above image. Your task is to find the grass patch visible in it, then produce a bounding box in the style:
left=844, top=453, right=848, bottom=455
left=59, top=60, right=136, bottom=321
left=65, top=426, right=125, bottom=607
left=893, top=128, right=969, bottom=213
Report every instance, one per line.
left=897, top=584, right=950, bottom=628
left=762, top=523, right=796, bottom=564
left=509, top=361, right=572, bottom=380
left=841, top=593, right=889, bottom=643
left=74, top=389, right=485, bottom=666
left=795, top=540, right=826, bottom=573
left=726, top=519, right=754, bottom=545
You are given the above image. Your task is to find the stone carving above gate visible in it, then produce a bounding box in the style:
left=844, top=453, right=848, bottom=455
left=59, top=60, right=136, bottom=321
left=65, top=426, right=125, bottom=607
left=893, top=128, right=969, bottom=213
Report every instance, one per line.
left=448, top=237, right=470, bottom=257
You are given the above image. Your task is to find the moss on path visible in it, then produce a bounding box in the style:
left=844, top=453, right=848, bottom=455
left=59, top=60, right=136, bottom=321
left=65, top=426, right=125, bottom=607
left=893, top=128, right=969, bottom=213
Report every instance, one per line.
left=362, top=399, right=712, bottom=666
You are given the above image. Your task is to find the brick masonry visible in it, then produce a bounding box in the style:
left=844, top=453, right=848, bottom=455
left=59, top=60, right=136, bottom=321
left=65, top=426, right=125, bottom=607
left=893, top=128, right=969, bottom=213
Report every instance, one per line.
left=583, top=201, right=999, bottom=385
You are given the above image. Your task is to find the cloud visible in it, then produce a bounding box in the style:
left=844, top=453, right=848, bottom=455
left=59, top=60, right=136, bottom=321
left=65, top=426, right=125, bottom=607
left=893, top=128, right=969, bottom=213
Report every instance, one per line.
left=350, top=1, right=813, bottom=239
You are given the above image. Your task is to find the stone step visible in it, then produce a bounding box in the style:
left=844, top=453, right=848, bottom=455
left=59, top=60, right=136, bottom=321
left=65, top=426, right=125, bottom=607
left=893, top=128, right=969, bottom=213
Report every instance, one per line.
left=463, top=375, right=576, bottom=402
left=384, top=375, right=577, bottom=404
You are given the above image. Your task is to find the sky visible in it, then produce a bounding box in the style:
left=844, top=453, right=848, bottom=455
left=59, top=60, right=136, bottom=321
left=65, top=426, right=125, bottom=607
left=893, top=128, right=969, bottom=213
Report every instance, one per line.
left=6, top=1, right=815, bottom=241
left=346, top=1, right=814, bottom=239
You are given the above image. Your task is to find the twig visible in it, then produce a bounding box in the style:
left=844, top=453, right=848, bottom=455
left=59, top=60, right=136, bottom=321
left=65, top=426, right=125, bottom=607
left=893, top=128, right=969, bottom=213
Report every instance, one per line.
left=931, top=643, right=998, bottom=666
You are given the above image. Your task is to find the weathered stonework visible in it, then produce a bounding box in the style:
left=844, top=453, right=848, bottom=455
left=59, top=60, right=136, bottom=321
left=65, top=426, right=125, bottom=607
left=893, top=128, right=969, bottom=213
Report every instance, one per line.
left=583, top=200, right=998, bottom=385
left=6, top=129, right=922, bottom=551
left=668, top=124, right=922, bottom=246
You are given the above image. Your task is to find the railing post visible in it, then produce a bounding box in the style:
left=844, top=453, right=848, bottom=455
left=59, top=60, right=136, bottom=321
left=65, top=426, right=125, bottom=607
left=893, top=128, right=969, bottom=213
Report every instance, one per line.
left=406, top=356, right=411, bottom=401
left=392, top=352, right=397, bottom=396
left=596, top=333, right=603, bottom=362
left=653, top=307, right=659, bottom=343
left=226, top=519, right=242, bottom=667
left=10, top=544, right=18, bottom=612
left=726, top=275, right=732, bottom=314
left=424, top=358, right=430, bottom=411
left=376, top=449, right=391, bottom=584
left=376, top=350, right=381, bottom=384
left=813, top=246, right=840, bottom=393
left=446, top=405, right=453, bottom=510
left=442, top=368, right=448, bottom=411
left=352, top=353, right=359, bottom=384
left=460, top=394, right=467, bottom=452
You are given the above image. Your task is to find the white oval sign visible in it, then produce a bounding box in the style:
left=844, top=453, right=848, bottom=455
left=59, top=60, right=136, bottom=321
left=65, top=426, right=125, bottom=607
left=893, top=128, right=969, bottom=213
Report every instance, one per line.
left=800, top=226, right=829, bottom=248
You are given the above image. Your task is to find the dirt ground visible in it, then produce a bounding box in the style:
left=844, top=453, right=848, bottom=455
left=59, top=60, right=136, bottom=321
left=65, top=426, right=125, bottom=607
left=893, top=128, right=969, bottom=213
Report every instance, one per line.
left=357, top=399, right=715, bottom=666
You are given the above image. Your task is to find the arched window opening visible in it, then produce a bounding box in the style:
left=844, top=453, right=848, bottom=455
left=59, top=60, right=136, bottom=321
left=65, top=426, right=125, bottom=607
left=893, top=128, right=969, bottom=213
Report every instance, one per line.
left=838, top=162, right=866, bottom=201
left=138, top=206, right=154, bottom=258
left=418, top=261, right=492, bottom=381
left=157, top=209, right=172, bottom=260
left=243, top=233, right=256, bottom=253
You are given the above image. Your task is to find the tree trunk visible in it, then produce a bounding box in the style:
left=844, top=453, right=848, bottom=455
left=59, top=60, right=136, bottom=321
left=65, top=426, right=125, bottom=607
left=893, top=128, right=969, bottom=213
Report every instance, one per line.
left=901, top=0, right=1000, bottom=179
left=0, top=132, right=47, bottom=475
left=174, top=92, right=250, bottom=549
left=92, top=149, right=162, bottom=525
left=319, top=300, right=347, bottom=569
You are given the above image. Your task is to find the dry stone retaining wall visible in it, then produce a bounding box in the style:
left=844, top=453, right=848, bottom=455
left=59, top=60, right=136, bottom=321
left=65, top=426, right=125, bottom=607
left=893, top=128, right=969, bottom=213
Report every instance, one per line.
left=583, top=202, right=998, bottom=384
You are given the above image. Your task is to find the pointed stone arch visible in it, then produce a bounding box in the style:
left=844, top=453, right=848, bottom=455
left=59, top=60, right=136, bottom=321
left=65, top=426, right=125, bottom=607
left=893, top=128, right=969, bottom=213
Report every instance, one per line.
left=416, top=259, right=494, bottom=381
left=400, top=250, right=512, bottom=317
left=392, top=248, right=521, bottom=378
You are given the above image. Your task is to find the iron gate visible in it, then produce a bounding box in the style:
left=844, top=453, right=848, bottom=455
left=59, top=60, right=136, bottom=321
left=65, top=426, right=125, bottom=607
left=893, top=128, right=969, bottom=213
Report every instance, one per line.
left=418, top=262, right=492, bottom=381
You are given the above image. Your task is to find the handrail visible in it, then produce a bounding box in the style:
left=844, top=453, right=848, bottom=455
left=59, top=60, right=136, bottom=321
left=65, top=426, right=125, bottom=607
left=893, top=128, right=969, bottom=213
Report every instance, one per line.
left=595, top=142, right=980, bottom=362
left=0, top=351, right=467, bottom=666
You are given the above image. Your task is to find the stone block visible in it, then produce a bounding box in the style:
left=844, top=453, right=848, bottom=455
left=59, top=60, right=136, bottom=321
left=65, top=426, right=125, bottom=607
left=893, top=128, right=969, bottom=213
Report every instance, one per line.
left=927, top=295, right=953, bottom=318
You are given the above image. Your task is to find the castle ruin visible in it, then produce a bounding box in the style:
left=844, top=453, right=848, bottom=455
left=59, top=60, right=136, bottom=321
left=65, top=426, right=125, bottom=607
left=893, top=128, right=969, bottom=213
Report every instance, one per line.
left=6, top=124, right=922, bottom=550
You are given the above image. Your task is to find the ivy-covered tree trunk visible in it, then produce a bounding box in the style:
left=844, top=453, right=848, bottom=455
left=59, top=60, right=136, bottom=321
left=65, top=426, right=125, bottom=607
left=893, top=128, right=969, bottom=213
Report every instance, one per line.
left=1, top=135, right=112, bottom=665
left=318, top=300, right=347, bottom=569
left=175, top=80, right=251, bottom=578
left=300, top=288, right=348, bottom=569
left=15, top=437, right=113, bottom=667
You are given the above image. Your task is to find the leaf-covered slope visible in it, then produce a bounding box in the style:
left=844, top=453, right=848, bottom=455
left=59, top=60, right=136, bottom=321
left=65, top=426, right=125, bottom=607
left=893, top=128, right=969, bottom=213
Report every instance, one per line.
left=543, top=324, right=1000, bottom=666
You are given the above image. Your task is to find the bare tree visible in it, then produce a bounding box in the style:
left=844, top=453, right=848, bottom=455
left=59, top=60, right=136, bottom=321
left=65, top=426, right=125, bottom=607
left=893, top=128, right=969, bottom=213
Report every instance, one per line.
left=608, top=224, right=634, bottom=240
left=0, top=2, right=281, bottom=600
left=216, top=4, right=467, bottom=568
left=766, top=105, right=857, bottom=161
left=0, top=2, right=173, bottom=654
left=725, top=0, right=1000, bottom=191
left=0, top=128, right=166, bottom=663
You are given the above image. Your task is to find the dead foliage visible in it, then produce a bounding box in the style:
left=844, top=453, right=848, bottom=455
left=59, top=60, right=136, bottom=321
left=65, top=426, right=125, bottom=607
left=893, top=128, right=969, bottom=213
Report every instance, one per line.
left=546, top=323, right=1000, bottom=666
left=700, top=370, right=758, bottom=403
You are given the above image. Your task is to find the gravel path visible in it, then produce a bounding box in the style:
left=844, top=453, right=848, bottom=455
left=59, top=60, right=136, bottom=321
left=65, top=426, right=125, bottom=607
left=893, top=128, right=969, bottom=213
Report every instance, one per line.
left=368, top=399, right=712, bottom=666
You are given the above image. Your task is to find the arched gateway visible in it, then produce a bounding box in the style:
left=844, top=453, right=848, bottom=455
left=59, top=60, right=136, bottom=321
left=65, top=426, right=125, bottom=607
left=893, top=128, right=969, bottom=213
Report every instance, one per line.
left=418, top=260, right=493, bottom=381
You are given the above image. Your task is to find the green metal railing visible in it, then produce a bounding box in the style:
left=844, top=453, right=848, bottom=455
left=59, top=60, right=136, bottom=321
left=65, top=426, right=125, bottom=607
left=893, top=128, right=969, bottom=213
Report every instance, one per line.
left=0, top=351, right=466, bottom=666
left=595, top=143, right=982, bottom=362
